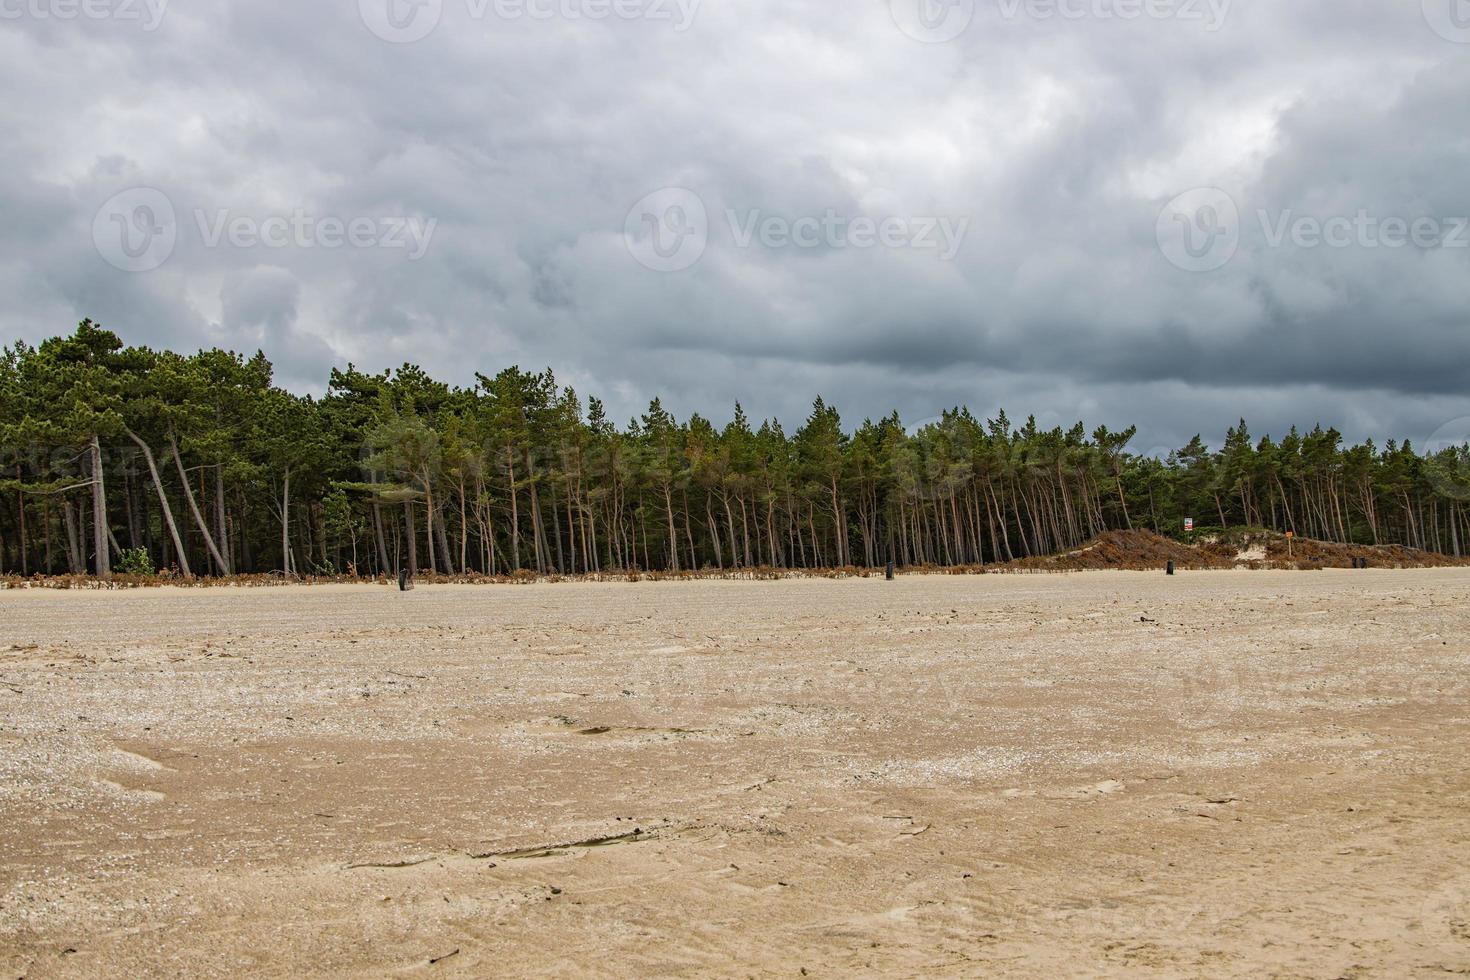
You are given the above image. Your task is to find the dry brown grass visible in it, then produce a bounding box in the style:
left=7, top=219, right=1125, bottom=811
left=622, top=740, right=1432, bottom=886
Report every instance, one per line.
left=5, top=530, right=1466, bottom=589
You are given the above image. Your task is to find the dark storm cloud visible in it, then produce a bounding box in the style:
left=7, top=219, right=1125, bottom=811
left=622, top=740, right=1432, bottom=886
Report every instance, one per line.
left=1, top=0, right=1468, bottom=454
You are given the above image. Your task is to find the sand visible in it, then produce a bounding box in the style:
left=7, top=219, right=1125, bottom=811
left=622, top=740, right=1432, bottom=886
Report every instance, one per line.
left=2, top=570, right=1468, bottom=977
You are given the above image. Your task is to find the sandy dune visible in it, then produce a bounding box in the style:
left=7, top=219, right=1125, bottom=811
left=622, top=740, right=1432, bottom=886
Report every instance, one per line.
left=2, top=571, right=1469, bottom=977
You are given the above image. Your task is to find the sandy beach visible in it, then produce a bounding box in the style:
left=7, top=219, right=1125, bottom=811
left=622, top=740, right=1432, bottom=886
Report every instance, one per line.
left=2, top=570, right=1468, bottom=977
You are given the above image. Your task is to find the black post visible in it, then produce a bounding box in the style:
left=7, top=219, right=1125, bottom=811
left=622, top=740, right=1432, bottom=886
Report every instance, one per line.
left=1166, top=560, right=1175, bottom=576
left=885, top=560, right=895, bottom=581
left=399, top=567, right=412, bottom=591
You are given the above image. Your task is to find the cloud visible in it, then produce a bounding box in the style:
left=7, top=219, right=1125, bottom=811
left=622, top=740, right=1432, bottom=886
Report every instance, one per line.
left=1, top=0, right=1467, bottom=454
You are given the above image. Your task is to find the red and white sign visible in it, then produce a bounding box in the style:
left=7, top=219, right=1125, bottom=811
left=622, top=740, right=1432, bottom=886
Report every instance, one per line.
left=1184, top=518, right=1195, bottom=532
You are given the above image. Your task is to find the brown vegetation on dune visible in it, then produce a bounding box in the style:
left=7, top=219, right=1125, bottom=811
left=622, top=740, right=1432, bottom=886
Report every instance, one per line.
left=991, top=530, right=1236, bottom=572
left=1263, top=536, right=1470, bottom=570
left=4, top=529, right=1467, bottom=589
left=990, top=529, right=1470, bottom=573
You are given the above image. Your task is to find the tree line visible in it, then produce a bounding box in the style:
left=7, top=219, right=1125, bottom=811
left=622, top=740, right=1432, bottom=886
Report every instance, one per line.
left=2, top=320, right=1468, bottom=580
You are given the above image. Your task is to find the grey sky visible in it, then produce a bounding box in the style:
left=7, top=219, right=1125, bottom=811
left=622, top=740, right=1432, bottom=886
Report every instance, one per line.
left=2, top=0, right=1467, bottom=453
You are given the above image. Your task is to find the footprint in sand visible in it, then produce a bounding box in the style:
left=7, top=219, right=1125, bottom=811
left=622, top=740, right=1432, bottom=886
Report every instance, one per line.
left=97, top=745, right=173, bottom=800
left=112, top=747, right=174, bottom=771
left=96, top=778, right=166, bottom=801
left=1421, top=875, right=1470, bottom=942
left=1045, top=780, right=1127, bottom=800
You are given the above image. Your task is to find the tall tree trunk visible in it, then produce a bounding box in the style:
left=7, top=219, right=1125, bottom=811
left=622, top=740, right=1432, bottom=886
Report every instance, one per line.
left=505, top=450, right=521, bottom=571
left=722, top=494, right=739, bottom=567
left=43, top=497, right=53, bottom=574
left=458, top=479, right=469, bottom=575
left=62, top=499, right=82, bottom=573
left=403, top=499, right=418, bottom=576
left=89, top=434, right=110, bottom=580
left=434, top=498, right=454, bottom=574
left=529, top=480, right=547, bottom=573
left=372, top=500, right=390, bottom=575
left=281, top=466, right=293, bottom=576
left=215, top=465, right=232, bottom=575
left=683, top=488, right=698, bottom=570
left=421, top=473, right=438, bottom=575
left=169, top=435, right=231, bottom=575
left=550, top=482, right=566, bottom=573
left=124, top=427, right=193, bottom=579
left=16, top=465, right=27, bottom=575
left=706, top=499, right=723, bottom=568
left=1114, top=466, right=1132, bottom=530
left=662, top=484, right=679, bottom=572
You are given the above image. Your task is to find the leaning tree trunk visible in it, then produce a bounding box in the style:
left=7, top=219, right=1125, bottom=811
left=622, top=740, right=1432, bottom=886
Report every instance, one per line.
left=1114, top=467, right=1132, bottom=531
left=215, top=465, right=230, bottom=571
left=421, top=472, right=438, bottom=575
left=434, top=497, right=454, bottom=574
left=169, top=435, right=231, bottom=575
left=280, top=466, right=292, bottom=576
left=89, top=434, right=110, bottom=580
left=61, top=500, right=83, bottom=574
left=505, top=450, right=521, bottom=572
left=372, top=501, right=390, bottom=575
left=124, top=427, right=192, bottom=579
left=402, top=499, right=418, bottom=576
left=16, top=465, right=28, bottom=575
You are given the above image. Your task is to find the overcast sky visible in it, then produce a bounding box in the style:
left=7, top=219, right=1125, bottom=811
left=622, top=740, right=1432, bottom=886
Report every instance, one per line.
left=2, top=0, right=1468, bottom=453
